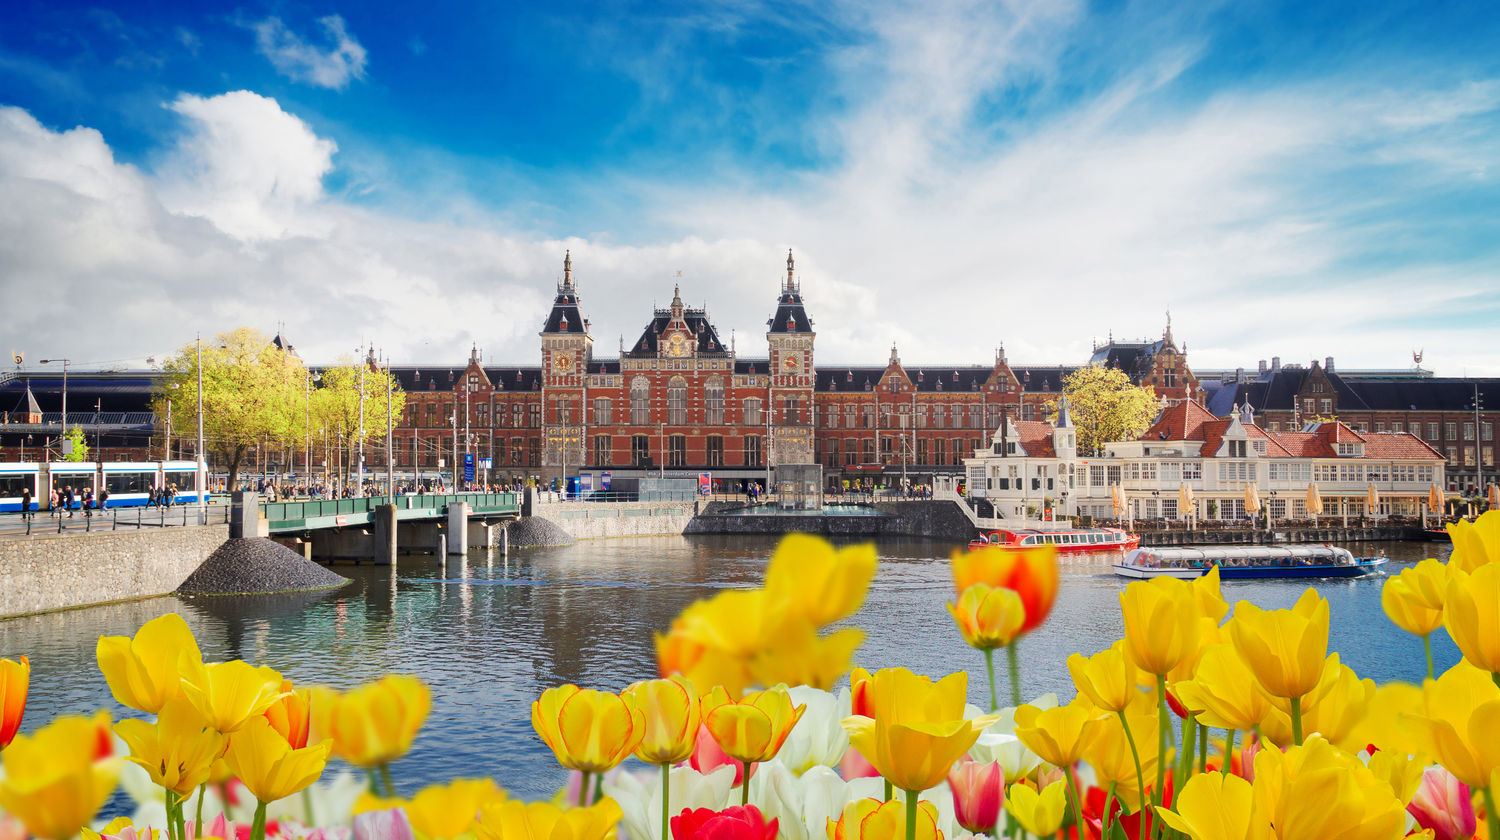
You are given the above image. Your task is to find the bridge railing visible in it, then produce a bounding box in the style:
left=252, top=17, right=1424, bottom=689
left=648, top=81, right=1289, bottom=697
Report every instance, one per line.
left=260, top=492, right=520, bottom=530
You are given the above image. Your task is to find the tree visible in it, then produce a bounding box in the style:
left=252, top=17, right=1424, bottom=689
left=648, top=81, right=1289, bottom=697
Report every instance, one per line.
left=153, top=328, right=307, bottom=490
left=61, top=425, right=89, bottom=462
left=309, top=357, right=406, bottom=490
left=1049, top=366, right=1160, bottom=456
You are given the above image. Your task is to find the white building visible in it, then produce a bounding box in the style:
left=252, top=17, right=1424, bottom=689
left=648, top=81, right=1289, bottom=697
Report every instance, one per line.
left=963, top=398, right=1077, bottom=520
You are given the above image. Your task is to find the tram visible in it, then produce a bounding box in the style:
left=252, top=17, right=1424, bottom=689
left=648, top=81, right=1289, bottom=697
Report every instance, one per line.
left=0, top=462, right=205, bottom=511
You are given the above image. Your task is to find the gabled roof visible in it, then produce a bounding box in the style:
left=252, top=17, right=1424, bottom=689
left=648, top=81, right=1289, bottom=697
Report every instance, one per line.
left=767, top=288, right=813, bottom=334
left=541, top=287, right=588, bottom=334
left=1013, top=420, right=1058, bottom=458
left=625, top=308, right=729, bottom=357
left=1199, top=419, right=1293, bottom=458
left=1140, top=399, right=1218, bottom=442
left=1360, top=432, right=1445, bottom=460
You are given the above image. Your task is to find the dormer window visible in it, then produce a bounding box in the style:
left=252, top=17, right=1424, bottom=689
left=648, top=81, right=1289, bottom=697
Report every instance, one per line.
left=1228, top=440, right=1248, bottom=457
left=1336, top=443, right=1363, bottom=457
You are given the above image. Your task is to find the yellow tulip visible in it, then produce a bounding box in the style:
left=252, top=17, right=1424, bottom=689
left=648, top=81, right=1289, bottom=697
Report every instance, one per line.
left=673, top=589, right=787, bottom=660
left=655, top=622, right=754, bottom=697
left=827, top=797, right=943, bottom=840
left=750, top=623, right=864, bottom=691
left=1080, top=708, right=1160, bottom=811
left=1444, top=562, right=1500, bottom=673
left=475, top=798, right=621, bottom=840
left=702, top=684, right=806, bottom=764
left=849, top=666, right=968, bottom=723
left=1249, top=735, right=1405, bottom=840
left=625, top=675, right=700, bottom=765
left=0, top=712, right=121, bottom=840
left=1227, top=588, right=1329, bottom=699
left=1120, top=576, right=1202, bottom=676
left=1348, top=681, right=1423, bottom=757
left=1382, top=561, right=1447, bottom=638
left=1405, top=661, right=1500, bottom=790
left=763, top=534, right=878, bottom=627
left=115, top=697, right=228, bottom=797
left=362, top=778, right=508, bottom=839
left=309, top=675, right=431, bottom=768
left=0, top=655, right=28, bottom=749
left=1446, top=510, right=1500, bottom=572
left=1013, top=698, right=1097, bottom=768
left=947, top=583, right=1027, bottom=650
left=264, top=679, right=311, bottom=749
left=1068, top=641, right=1140, bottom=712
left=1155, top=772, right=1257, bottom=840
left=96, top=613, right=203, bottom=714
left=1365, top=750, right=1423, bottom=806
left=1172, top=643, right=1270, bottom=732
left=841, top=667, right=996, bottom=792
left=1193, top=565, right=1230, bottom=621
left=532, top=685, right=645, bottom=773
left=1006, top=779, right=1068, bottom=837
left=180, top=659, right=285, bottom=734
left=224, top=715, right=332, bottom=803
left=1258, top=654, right=1373, bottom=751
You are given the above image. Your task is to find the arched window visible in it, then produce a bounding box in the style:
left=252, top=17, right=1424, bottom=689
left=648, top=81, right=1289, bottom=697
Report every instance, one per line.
left=704, top=376, right=725, bottom=425
left=667, top=376, right=688, bottom=425
left=631, top=377, right=650, bottom=425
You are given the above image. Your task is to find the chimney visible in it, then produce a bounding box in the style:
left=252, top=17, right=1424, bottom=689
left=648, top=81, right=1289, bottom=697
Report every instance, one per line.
left=1258, top=359, right=1267, bottom=374
left=1325, top=356, right=1335, bottom=373
left=1271, top=355, right=1281, bottom=371
left=1236, top=367, right=1245, bottom=383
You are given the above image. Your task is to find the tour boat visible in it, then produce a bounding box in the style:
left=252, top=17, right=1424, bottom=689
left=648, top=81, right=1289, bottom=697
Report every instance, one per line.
left=1113, top=545, right=1388, bottom=580
left=968, top=527, right=1140, bottom=553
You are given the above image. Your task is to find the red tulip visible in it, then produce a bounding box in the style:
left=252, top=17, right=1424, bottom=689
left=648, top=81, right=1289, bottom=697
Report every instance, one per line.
left=948, top=759, right=1004, bottom=834
left=670, top=805, right=778, bottom=840
left=1407, top=767, right=1476, bottom=840
left=689, top=724, right=751, bottom=785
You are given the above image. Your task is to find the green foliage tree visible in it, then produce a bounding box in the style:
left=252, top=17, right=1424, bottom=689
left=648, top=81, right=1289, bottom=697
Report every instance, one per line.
left=61, top=425, right=89, bottom=462
left=153, top=328, right=306, bottom=490
left=1049, top=365, right=1161, bottom=456
left=310, top=358, right=406, bottom=490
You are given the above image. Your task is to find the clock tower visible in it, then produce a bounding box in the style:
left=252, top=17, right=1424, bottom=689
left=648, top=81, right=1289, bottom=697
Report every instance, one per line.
left=766, top=250, right=816, bottom=466
left=540, top=251, right=592, bottom=478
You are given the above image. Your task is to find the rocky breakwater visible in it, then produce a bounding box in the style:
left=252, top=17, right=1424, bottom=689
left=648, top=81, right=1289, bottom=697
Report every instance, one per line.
left=504, top=517, right=576, bottom=548
left=176, top=538, right=348, bottom=595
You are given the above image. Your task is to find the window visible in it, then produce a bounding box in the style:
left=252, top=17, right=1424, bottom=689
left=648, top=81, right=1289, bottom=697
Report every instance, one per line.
left=1320, top=399, right=1332, bottom=414
left=952, top=439, right=966, bottom=465
left=879, top=404, right=892, bottom=428
left=553, top=397, right=572, bottom=424
left=1393, top=422, right=1404, bottom=433
left=1427, top=423, right=1439, bottom=440
left=593, top=398, right=612, bottom=426
left=705, top=377, right=724, bottom=425
left=933, top=438, right=946, bottom=463
left=667, top=376, right=688, bottom=425
left=880, top=437, right=893, bottom=460
left=1182, top=462, right=1202, bottom=480
left=845, top=437, right=858, bottom=465
left=706, top=436, right=724, bottom=467
left=1463, top=448, right=1475, bottom=467
left=825, top=405, right=839, bottom=428
left=846, top=404, right=858, bottom=428
left=669, top=435, right=686, bottom=466
left=971, top=405, right=983, bottom=428
left=916, top=438, right=928, bottom=464
left=1484, top=423, right=1493, bottom=441
left=823, top=438, right=838, bottom=468
left=528, top=438, right=541, bottom=465
left=1446, top=423, right=1458, bottom=440
left=511, top=437, right=522, bottom=465
left=1021, top=403, right=1035, bottom=421
left=529, top=404, right=541, bottom=428
left=631, top=377, right=650, bottom=425
left=1227, top=440, right=1248, bottom=457
left=593, top=435, right=611, bottom=465
left=863, top=404, right=876, bottom=428
left=632, top=435, right=651, bottom=466
left=743, top=398, right=762, bottom=426
left=744, top=436, right=762, bottom=467
left=1484, top=447, right=1493, bottom=467
left=1375, top=422, right=1386, bottom=432
left=1090, top=466, right=1106, bottom=487
left=513, top=404, right=525, bottom=428
left=1303, top=399, right=1315, bottom=415
left=1464, top=422, right=1475, bottom=441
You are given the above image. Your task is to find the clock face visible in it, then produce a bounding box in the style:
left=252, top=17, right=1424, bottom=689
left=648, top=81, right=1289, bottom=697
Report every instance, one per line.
left=782, top=352, right=801, bottom=371
left=666, top=333, right=690, bottom=358
left=552, top=351, right=574, bottom=372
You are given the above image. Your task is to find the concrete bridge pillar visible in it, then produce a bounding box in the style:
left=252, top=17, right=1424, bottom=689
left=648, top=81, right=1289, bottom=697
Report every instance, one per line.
left=230, top=491, right=267, bottom=539
left=374, top=504, right=398, bottom=566
left=467, top=519, right=493, bottom=548
left=447, top=502, right=469, bottom=555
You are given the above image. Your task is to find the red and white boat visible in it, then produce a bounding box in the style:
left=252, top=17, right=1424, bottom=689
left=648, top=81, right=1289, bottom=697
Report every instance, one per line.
left=967, top=527, right=1140, bottom=553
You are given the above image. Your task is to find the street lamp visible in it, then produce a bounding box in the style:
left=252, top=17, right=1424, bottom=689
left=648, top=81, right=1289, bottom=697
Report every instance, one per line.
left=305, top=370, right=321, bottom=494
left=39, top=358, right=69, bottom=432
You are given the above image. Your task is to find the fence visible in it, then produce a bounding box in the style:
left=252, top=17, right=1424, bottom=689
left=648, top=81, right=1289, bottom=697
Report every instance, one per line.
left=0, top=504, right=230, bottom=537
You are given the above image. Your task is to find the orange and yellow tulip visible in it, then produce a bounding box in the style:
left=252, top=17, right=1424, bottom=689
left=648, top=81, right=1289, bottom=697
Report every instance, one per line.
left=180, top=659, right=285, bottom=734
left=1444, top=562, right=1500, bottom=674
left=749, top=622, right=864, bottom=691
left=115, top=697, right=227, bottom=797
left=96, top=613, right=202, bottom=714
left=0, top=712, right=121, bottom=840
left=1006, top=779, right=1068, bottom=837
left=310, top=674, right=431, bottom=768
left=475, top=798, right=621, bottom=840
left=763, top=534, right=878, bottom=627
left=263, top=680, right=311, bottom=749
left=625, top=675, right=700, bottom=765
left=948, top=583, right=1027, bottom=650
left=0, top=655, right=28, bottom=750
left=952, top=544, right=1059, bottom=634
left=1119, top=576, right=1202, bottom=676
left=224, top=714, right=332, bottom=803
left=702, top=684, right=805, bottom=765
left=827, top=798, right=942, bottom=840
left=1227, top=588, right=1329, bottom=699
left=532, top=684, right=645, bottom=773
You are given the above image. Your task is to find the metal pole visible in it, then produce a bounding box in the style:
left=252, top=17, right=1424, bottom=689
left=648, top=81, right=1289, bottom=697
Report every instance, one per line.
left=357, top=348, right=366, bottom=495
left=451, top=401, right=459, bottom=492
left=196, top=335, right=205, bottom=520
left=386, top=358, right=395, bottom=498
left=1476, top=383, right=1484, bottom=498
left=62, top=359, right=68, bottom=434
left=165, top=398, right=172, bottom=460
left=304, top=374, right=311, bottom=495
left=465, top=388, right=472, bottom=491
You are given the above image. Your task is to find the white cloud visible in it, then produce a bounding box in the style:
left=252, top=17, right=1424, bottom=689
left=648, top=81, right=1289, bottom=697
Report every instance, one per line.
left=249, top=15, right=367, bottom=90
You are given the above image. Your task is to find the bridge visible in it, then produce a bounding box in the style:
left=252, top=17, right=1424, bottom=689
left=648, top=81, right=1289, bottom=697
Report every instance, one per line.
left=241, top=491, right=523, bottom=563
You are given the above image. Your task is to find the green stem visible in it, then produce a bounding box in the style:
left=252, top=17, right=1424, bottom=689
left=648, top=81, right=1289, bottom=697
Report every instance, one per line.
left=1198, top=724, right=1209, bottom=775
left=905, top=788, right=919, bottom=840
left=578, top=771, right=591, bottom=808
left=1103, top=781, right=1117, bottom=839
left=1290, top=696, right=1304, bottom=747
left=1223, top=729, right=1237, bottom=777
left=250, top=800, right=268, bottom=840
left=1483, top=786, right=1498, bottom=840
left=984, top=647, right=999, bottom=713
left=1490, top=671, right=1499, bottom=690
left=1423, top=634, right=1434, bottom=680
left=1065, top=769, right=1086, bottom=840
left=594, top=774, right=604, bottom=805
left=741, top=761, right=751, bottom=807
left=302, top=786, right=316, bottom=827
left=884, top=779, right=894, bottom=801
left=165, top=791, right=178, bottom=840
left=1178, top=713, right=1194, bottom=783
left=366, top=767, right=380, bottom=795
left=660, top=764, right=671, bottom=840
left=1007, top=643, right=1023, bottom=707
left=195, top=784, right=206, bottom=834
left=1118, top=708, right=1149, bottom=839
left=1155, top=675, right=1169, bottom=840
left=379, top=762, right=397, bottom=799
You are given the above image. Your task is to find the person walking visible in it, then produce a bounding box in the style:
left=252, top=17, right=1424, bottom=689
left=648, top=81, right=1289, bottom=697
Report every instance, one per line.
left=20, top=485, right=31, bottom=521
left=64, top=485, right=75, bottom=518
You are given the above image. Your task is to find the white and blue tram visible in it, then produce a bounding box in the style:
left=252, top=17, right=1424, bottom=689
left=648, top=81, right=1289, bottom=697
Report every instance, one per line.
left=0, top=463, right=40, bottom=512
left=48, top=462, right=98, bottom=509
left=161, top=460, right=205, bottom=505
left=0, top=462, right=205, bottom=511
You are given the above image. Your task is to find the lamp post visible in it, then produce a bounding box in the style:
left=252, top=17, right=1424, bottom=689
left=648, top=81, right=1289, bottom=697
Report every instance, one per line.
left=357, top=348, right=367, bottom=495
left=195, top=335, right=205, bottom=519
left=305, top=370, right=321, bottom=494
left=386, top=357, right=395, bottom=498
left=39, top=358, right=69, bottom=432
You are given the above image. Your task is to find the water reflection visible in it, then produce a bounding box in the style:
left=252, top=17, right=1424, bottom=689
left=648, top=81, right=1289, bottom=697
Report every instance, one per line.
left=4, top=535, right=1457, bottom=808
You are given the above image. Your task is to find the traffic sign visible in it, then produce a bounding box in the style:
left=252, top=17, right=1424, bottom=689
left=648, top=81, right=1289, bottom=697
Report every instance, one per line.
left=463, top=453, right=475, bottom=482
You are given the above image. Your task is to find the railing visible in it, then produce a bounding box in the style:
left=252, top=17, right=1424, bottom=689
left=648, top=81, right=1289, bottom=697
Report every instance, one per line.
left=260, top=492, right=520, bottom=532
left=0, top=504, right=230, bottom=537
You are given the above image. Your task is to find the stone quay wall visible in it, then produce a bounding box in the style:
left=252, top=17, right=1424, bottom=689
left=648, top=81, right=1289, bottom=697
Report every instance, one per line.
left=684, top=500, right=974, bottom=541
left=0, top=525, right=229, bottom=619
left=539, top=501, right=696, bottom=540
left=1141, top=524, right=1422, bottom=547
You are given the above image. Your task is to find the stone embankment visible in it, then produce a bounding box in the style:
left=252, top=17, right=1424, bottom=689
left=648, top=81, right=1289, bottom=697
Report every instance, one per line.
left=177, top=538, right=348, bottom=595
left=684, top=499, right=974, bottom=541
left=1141, top=524, right=1421, bottom=547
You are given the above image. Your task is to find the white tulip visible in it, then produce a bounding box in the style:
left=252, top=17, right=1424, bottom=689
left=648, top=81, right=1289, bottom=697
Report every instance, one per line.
left=604, top=763, right=736, bottom=840
left=748, top=759, right=808, bottom=840
left=969, top=693, right=1058, bottom=780
left=796, top=765, right=850, bottom=838
left=778, top=687, right=851, bottom=775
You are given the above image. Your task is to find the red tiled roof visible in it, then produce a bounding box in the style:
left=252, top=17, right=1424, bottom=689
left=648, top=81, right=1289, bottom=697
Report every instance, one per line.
left=1198, top=419, right=1293, bottom=458
left=1360, top=432, right=1445, bottom=459
left=1014, top=420, right=1058, bottom=458
left=1140, top=400, right=1217, bottom=442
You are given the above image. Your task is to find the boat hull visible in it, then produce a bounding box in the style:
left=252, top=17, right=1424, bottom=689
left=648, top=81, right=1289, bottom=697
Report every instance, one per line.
left=1113, top=558, right=1387, bottom=580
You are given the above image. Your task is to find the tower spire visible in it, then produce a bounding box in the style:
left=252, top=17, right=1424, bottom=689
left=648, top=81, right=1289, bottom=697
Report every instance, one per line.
left=786, top=248, right=795, bottom=291
left=563, top=250, right=572, bottom=288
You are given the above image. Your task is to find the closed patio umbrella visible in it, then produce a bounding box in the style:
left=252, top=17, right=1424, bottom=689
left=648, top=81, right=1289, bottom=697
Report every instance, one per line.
left=1178, top=482, right=1193, bottom=523
left=1428, top=484, right=1443, bottom=515
left=1110, top=483, right=1125, bottom=517
left=1366, top=483, right=1379, bottom=518
left=1489, top=483, right=1498, bottom=511
left=1244, top=482, right=1262, bottom=514
left=1306, top=482, right=1324, bottom=517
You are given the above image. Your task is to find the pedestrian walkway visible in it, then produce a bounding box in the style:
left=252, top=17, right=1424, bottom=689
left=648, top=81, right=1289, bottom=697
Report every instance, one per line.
left=0, top=505, right=229, bottom=538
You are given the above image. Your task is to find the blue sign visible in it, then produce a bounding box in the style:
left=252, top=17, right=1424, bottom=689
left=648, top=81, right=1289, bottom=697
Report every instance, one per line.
left=478, top=458, right=492, bottom=469
left=463, top=453, right=475, bottom=481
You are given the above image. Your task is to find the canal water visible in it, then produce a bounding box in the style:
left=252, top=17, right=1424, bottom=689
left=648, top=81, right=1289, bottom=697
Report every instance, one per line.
left=0, top=535, right=1458, bottom=808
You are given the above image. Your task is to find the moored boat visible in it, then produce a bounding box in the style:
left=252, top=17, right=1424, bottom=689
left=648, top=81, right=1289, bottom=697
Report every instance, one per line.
left=969, top=527, right=1140, bottom=553
left=1113, top=545, right=1387, bottom=580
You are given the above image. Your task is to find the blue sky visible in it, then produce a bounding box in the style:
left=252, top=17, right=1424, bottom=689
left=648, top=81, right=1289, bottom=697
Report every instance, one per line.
left=2, top=0, right=1499, bottom=373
